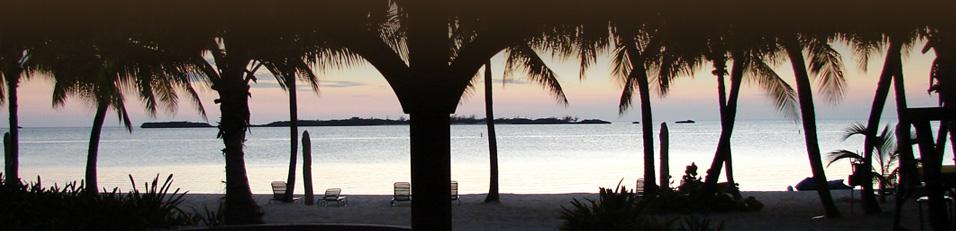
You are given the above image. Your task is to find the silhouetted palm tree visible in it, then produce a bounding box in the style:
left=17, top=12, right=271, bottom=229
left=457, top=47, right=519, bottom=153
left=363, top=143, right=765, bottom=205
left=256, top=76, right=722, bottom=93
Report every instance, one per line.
left=43, top=38, right=204, bottom=193
left=612, top=24, right=663, bottom=197
left=261, top=58, right=316, bottom=202
left=701, top=33, right=797, bottom=199
left=0, top=41, right=30, bottom=187
left=780, top=34, right=845, bottom=218
left=476, top=44, right=568, bottom=203
left=843, top=30, right=915, bottom=214
left=827, top=123, right=899, bottom=202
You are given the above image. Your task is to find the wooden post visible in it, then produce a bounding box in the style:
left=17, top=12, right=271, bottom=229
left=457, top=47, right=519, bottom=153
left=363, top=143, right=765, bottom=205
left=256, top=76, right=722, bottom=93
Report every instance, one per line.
left=302, top=131, right=314, bottom=205
left=659, top=123, right=669, bottom=189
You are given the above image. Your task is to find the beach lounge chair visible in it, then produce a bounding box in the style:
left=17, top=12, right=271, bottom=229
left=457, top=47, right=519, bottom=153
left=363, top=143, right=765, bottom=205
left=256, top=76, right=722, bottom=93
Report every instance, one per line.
left=391, top=182, right=411, bottom=207
left=451, top=181, right=461, bottom=205
left=635, top=178, right=645, bottom=196
left=270, top=181, right=298, bottom=203
left=319, top=188, right=348, bottom=207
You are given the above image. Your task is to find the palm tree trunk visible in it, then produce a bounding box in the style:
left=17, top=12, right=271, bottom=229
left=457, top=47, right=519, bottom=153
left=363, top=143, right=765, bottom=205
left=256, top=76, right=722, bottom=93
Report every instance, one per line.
left=891, top=43, right=919, bottom=190
left=4, top=69, right=19, bottom=186
left=619, top=31, right=658, bottom=196
left=636, top=65, right=658, bottom=196
left=719, top=58, right=741, bottom=199
left=409, top=113, right=452, bottom=230
left=216, top=55, right=262, bottom=224
left=859, top=38, right=901, bottom=214
left=85, top=102, right=108, bottom=194
left=483, top=61, right=500, bottom=203
left=784, top=39, right=841, bottom=218
left=284, top=76, right=298, bottom=202
left=702, top=55, right=744, bottom=197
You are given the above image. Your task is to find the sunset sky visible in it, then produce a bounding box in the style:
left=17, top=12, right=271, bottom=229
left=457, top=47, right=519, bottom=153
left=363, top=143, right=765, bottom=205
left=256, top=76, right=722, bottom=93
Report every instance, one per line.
left=2, top=42, right=943, bottom=128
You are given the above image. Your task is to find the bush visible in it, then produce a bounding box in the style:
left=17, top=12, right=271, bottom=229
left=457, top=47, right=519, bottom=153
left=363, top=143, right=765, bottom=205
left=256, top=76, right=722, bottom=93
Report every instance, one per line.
left=0, top=174, right=200, bottom=230
left=560, top=182, right=724, bottom=231
left=642, top=163, right=763, bottom=213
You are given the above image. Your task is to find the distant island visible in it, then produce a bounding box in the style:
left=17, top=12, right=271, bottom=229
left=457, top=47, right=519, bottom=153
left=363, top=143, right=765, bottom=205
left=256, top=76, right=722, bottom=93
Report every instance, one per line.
left=257, top=116, right=611, bottom=127
left=141, top=121, right=213, bottom=128
left=144, top=117, right=612, bottom=128
left=675, top=120, right=696, bottom=124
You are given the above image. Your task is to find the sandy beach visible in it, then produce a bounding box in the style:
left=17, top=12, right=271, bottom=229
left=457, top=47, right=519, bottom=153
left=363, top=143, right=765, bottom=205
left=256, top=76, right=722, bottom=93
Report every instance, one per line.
left=179, top=190, right=926, bottom=230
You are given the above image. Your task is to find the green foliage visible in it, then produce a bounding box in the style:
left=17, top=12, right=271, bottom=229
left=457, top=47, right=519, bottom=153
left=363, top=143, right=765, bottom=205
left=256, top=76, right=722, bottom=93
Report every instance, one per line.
left=676, top=216, right=724, bottom=231
left=828, top=123, right=901, bottom=190
left=192, top=202, right=225, bottom=227
left=560, top=184, right=650, bottom=231
left=0, top=174, right=201, bottom=230
left=560, top=182, right=726, bottom=231
left=677, top=163, right=703, bottom=195
left=642, top=163, right=762, bottom=213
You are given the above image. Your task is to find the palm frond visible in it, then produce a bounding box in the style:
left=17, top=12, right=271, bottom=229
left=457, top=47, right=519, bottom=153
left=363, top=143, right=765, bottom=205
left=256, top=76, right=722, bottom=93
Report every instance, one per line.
left=826, top=150, right=863, bottom=167
left=504, top=44, right=567, bottom=105
left=746, top=56, right=798, bottom=120
left=841, top=122, right=869, bottom=141
left=806, top=40, right=846, bottom=103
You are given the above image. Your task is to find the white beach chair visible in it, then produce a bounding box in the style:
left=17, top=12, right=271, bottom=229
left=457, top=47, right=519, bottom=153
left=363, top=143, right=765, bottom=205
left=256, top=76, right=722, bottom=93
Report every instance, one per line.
left=391, top=182, right=412, bottom=207
left=269, top=181, right=300, bottom=203
left=451, top=181, right=461, bottom=206
left=319, top=188, right=348, bottom=207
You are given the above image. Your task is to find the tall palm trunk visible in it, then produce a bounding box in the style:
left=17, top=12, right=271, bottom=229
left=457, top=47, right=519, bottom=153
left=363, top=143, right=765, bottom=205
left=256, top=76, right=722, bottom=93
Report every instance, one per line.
left=703, top=56, right=744, bottom=197
left=859, top=39, right=901, bottom=214
left=636, top=69, right=657, bottom=196
left=85, top=102, right=108, bottom=194
left=713, top=58, right=738, bottom=191
left=4, top=68, right=19, bottom=186
left=891, top=41, right=920, bottom=192
left=284, top=76, right=298, bottom=202
left=620, top=31, right=658, bottom=196
left=216, top=53, right=262, bottom=224
left=783, top=39, right=841, bottom=218
left=483, top=61, right=500, bottom=203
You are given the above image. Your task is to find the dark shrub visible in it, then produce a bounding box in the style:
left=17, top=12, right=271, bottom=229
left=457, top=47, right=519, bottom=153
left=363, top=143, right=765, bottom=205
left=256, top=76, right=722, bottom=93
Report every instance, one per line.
left=0, top=174, right=198, bottom=230
left=560, top=181, right=724, bottom=231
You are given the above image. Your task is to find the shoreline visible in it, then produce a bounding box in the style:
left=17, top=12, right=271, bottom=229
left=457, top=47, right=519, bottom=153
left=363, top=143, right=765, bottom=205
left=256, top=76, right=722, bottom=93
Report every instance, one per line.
left=179, top=191, right=922, bottom=230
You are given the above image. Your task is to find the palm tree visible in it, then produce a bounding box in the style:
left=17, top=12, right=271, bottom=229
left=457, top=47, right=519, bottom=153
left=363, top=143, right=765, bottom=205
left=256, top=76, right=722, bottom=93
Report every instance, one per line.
left=0, top=43, right=28, bottom=187
left=261, top=58, right=316, bottom=202
left=257, top=40, right=331, bottom=202
left=843, top=31, right=912, bottom=214
left=827, top=124, right=899, bottom=202
left=612, top=24, right=663, bottom=197
left=479, top=44, right=568, bottom=203
left=701, top=38, right=798, bottom=199
left=780, top=34, right=845, bottom=218
left=43, top=38, right=205, bottom=193
left=482, top=60, right=500, bottom=203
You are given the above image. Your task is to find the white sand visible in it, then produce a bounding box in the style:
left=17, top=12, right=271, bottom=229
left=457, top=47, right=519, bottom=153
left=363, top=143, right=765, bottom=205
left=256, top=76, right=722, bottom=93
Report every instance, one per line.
left=180, top=190, right=927, bottom=230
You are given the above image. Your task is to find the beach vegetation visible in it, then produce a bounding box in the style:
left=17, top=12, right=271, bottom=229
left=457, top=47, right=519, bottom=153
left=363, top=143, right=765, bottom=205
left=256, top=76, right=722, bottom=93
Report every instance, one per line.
left=646, top=163, right=762, bottom=213
left=0, top=174, right=201, bottom=230
left=559, top=182, right=727, bottom=231
left=828, top=123, right=901, bottom=201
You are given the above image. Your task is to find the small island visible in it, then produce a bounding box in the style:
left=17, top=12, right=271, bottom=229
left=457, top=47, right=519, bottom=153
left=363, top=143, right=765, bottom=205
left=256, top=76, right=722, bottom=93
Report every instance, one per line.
left=141, top=121, right=214, bottom=128
left=675, top=120, right=696, bottom=124
left=144, top=117, right=612, bottom=128
left=255, top=116, right=611, bottom=127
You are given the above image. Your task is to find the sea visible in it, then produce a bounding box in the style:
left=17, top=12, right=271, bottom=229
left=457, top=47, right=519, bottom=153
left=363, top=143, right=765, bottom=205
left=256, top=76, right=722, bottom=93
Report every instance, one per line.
left=1, top=120, right=951, bottom=195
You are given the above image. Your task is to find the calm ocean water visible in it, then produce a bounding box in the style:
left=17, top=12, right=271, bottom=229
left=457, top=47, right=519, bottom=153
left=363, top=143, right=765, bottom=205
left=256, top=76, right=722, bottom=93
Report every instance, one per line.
left=1, top=120, right=951, bottom=194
